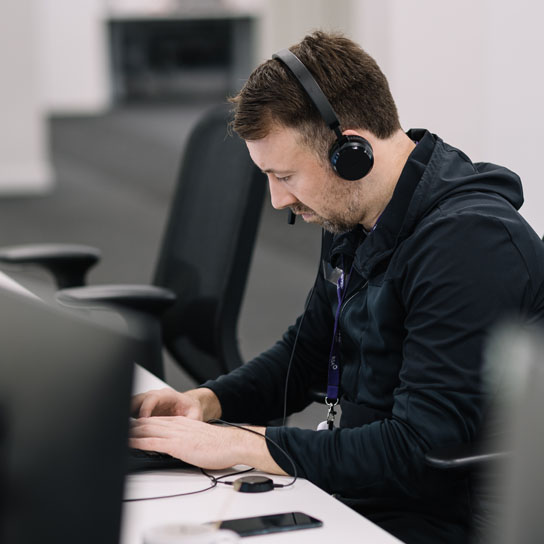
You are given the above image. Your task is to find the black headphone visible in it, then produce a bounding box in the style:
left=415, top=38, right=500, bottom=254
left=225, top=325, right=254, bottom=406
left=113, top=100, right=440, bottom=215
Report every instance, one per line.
left=272, top=48, right=374, bottom=181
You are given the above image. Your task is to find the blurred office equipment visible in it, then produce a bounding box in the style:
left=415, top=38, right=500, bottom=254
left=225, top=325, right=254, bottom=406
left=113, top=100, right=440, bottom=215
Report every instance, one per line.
left=0, top=103, right=266, bottom=384
left=107, top=9, right=255, bottom=103
left=481, top=323, right=544, bottom=543
left=0, top=284, right=135, bottom=544
left=424, top=322, right=544, bottom=542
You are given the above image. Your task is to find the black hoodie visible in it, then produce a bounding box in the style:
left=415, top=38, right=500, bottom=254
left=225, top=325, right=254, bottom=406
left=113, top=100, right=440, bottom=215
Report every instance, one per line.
left=204, top=129, right=544, bottom=529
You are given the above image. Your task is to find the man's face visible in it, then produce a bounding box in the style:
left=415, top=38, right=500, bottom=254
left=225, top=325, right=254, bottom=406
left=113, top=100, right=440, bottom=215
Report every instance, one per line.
left=246, top=126, right=366, bottom=234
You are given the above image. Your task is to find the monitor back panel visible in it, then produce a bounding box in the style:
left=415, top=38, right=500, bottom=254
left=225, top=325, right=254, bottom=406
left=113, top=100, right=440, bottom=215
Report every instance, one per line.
left=0, top=287, right=134, bottom=544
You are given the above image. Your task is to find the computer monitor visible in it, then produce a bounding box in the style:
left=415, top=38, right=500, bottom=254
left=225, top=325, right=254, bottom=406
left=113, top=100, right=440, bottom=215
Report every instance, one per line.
left=0, top=283, right=135, bottom=544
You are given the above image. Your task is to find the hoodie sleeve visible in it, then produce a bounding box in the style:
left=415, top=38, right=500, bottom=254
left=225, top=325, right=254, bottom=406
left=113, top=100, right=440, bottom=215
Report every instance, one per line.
left=202, top=272, right=334, bottom=425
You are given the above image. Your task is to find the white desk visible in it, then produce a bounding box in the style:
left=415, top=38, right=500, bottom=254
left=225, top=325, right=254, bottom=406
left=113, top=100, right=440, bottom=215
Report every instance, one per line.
left=121, top=366, right=402, bottom=544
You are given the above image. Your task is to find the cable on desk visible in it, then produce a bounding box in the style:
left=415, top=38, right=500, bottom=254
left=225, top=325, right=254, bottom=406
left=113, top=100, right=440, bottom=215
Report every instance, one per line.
left=208, top=419, right=298, bottom=488
left=123, top=417, right=298, bottom=501
left=201, top=466, right=255, bottom=486
left=122, top=467, right=255, bottom=502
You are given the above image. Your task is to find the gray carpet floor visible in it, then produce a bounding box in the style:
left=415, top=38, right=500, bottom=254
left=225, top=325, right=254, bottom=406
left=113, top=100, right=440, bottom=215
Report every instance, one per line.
left=0, top=101, right=325, bottom=427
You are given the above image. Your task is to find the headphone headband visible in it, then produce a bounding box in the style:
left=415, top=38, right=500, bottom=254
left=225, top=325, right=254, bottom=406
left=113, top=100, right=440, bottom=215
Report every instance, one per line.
left=272, top=47, right=374, bottom=181
left=272, top=49, right=341, bottom=136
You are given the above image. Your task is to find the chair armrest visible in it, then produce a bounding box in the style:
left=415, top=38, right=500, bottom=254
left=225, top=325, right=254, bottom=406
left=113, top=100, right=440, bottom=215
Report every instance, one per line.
left=56, top=284, right=176, bottom=316
left=308, top=388, right=327, bottom=404
left=0, top=243, right=101, bottom=288
left=424, top=442, right=510, bottom=471
left=57, top=285, right=176, bottom=379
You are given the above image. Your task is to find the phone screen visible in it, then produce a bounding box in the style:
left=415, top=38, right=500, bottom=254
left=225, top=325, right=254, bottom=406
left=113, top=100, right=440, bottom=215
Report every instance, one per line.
left=218, top=511, right=322, bottom=537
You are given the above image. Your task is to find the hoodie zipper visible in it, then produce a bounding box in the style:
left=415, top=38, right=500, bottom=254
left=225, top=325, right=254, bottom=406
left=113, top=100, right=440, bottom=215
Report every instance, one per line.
left=339, top=280, right=368, bottom=323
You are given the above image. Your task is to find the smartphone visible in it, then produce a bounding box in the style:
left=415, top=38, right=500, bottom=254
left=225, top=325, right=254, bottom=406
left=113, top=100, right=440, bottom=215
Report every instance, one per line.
left=217, top=511, right=322, bottom=537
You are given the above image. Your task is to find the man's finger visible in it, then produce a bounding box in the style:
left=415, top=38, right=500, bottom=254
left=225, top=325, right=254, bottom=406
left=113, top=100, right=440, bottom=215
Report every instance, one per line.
left=138, top=395, right=161, bottom=418
left=128, top=436, right=170, bottom=454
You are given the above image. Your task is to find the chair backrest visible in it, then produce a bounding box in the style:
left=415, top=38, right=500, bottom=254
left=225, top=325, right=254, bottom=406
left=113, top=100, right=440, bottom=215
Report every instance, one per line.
left=153, top=103, right=266, bottom=383
left=477, top=322, right=544, bottom=543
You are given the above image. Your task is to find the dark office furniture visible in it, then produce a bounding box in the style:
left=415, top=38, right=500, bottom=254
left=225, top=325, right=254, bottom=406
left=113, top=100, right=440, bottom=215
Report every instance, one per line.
left=0, top=285, right=135, bottom=544
left=0, top=103, right=266, bottom=383
left=422, top=319, right=544, bottom=541
left=108, top=14, right=255, bottom=103
left=424, top=441, right=508, bottom=471
left=425, top=438, right=508, bottom=541
left=0, top=244, right=101, bottom=289
left=487, top=324, right=544, bottom=544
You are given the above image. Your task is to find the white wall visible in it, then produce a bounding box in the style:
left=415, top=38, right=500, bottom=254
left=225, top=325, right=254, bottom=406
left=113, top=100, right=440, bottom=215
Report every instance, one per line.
left=0, top=0, right=110, bottom=195
left=258, top=0, right=350, bottom=60
left=0, top=0, right=53, bottom=195
left=481, top=0, right=544, bottom=235
left=355, top=1, right=488, bottom=155
left=37, top=0, right=111, bottom=114
left=350, top=0, right=544, bottom=234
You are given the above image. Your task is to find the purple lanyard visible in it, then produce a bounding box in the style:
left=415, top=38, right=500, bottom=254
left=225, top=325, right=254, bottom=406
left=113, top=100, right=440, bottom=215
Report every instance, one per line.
left=326, top=259, right=352, bottom=403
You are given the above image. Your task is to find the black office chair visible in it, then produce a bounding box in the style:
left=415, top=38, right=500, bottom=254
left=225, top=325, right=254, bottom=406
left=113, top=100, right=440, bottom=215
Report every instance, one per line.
left=0, top=103, right=266, bottom=383
left=424, top=423, right=508, bottom=541
left=423, top=319, right=543, bottom=541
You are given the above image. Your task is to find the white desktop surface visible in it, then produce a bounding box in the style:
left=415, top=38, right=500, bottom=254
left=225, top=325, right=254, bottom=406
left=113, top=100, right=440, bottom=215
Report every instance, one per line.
left=121, top=365, right=402, bottom=544
left=0, top=270, right=41, bottom=300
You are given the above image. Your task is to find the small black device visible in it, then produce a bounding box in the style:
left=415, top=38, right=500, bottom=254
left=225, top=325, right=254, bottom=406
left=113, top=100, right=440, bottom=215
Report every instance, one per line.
left=218, top=511, right=322, bottom=537
left=232, top=475, right=274, bottom=493
left=287, top=209, right=296, bottom=225
left=273, top=48, right=374, bottom=181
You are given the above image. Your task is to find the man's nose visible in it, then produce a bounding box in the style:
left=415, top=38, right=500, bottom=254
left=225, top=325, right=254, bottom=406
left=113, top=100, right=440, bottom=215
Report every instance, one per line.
left=268, top=176, right=297, bottom=210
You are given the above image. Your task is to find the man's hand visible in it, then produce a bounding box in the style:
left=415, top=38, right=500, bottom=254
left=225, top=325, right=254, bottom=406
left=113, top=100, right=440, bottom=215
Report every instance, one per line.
left=129, top=416, right=287, bottom=475
left=131, top=387, right=221, bottom=421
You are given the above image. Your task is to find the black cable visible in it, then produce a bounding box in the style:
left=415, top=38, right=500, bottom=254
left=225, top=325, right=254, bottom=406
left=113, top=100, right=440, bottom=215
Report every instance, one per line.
left=201, top=466, right=255, bottom=485
left=209, top=418, right=298, bottom=488
left=122, top=467, right=257, bottom=503
left=281, top=229, right=325, bottom=425
left=281, top=281, right=317, bottom=426
left=122, top=469, right=217, bottom=502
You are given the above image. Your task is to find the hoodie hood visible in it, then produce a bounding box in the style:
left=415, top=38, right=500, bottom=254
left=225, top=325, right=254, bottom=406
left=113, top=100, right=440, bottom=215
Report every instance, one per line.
left=330, top=129, right=524, bottom=278
left=402, top=129, right=523, bottom=236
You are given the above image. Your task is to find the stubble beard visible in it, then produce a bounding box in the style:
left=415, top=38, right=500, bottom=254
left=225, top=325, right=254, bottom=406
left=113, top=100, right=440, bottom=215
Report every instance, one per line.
left=291, top=186, right=363, bottom=234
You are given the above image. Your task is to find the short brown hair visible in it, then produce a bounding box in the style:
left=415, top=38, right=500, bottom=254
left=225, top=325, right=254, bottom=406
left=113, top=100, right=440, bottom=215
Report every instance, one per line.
left=230, top=31, right=401, bottom=160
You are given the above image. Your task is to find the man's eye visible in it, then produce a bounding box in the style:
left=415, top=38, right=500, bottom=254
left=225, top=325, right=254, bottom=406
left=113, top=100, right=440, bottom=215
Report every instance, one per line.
left=277, top=175, right=291, bottom=182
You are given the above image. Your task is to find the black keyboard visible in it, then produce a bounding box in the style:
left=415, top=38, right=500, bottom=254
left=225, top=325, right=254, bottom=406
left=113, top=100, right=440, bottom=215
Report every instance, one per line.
left=126, top=448, right=192, bottom=472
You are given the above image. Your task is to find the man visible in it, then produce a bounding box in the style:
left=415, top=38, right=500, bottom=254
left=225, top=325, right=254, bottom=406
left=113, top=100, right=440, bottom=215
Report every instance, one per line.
left=130, top=31, right=544, bottom=543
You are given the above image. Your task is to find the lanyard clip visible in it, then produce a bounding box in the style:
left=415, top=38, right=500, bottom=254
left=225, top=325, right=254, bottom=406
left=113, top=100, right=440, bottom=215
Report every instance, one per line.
left=325, top=397, right=339, bottom=430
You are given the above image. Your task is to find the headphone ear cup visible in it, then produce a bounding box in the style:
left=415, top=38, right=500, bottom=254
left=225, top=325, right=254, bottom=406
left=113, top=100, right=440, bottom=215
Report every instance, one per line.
left=329, top=135, right=374, bottom=180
